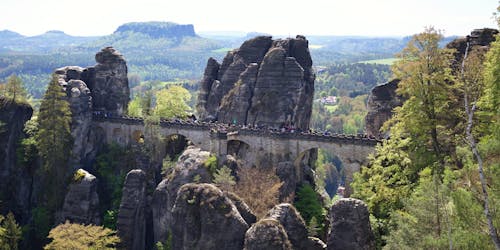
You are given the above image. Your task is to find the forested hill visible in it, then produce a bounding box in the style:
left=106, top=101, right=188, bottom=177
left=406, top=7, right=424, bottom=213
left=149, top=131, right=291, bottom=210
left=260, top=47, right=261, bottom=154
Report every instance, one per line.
left=0, top=21, right=459, bottom=99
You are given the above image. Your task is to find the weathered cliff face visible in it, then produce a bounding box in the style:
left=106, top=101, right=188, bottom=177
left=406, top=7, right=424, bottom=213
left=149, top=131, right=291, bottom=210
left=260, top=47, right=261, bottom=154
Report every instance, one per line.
left=327, top=198, right=375, bottom=250
left=0, top=96, right=33, bottom=220
left=365, top=79, right=402, bottom=139
left=54, top=47, right=129, bottom=168
left=91, top=47, right=130, bottom=115
left=60, top=169, right=100, bottom=225
left=197, top=35, right=315, bottom=130
left=244, top=218, right=292, bottom=250
left=446, top=28, right=498, bottom=69
left=171, top=183, right=249, bottom=250
left=152, top=146, right=213, bottom=244
left=117, top=169, right=147, bottom=250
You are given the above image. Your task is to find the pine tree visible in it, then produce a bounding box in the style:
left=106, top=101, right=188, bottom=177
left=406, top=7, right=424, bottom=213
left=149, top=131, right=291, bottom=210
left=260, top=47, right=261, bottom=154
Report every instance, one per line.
left=213, top=165, right=236, bottom=191
left=2, top=74, right=28, bottom=103
left=36, top=74, right=72, bottom=210
left=0, top=212, right=22, bottom=250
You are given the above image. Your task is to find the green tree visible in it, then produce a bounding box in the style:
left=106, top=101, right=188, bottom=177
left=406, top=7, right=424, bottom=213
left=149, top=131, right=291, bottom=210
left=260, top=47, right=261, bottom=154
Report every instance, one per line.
left=0, top=212, right=22, bottom=250
left=36, top=74, right=72, bottom=210
left=391, top=27, right=456, bottom=172
left=460, top=43, right=500, bottom=248
left=2, top=74, right=29, bottom=104
left=154, top=85, right=191, bottom=119
left=384, top=168, right=453, bottom=250
left=294, top=184, right=325, bottom=234
left=479, top=21, right=500, bottom=248
left=213, top=165, right=236, bottom=191
left=44, top=221, right=119, bottom=250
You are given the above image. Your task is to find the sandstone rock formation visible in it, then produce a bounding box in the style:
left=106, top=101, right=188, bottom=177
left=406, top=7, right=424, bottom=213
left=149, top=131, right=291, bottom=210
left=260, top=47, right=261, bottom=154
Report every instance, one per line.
left=327, top=198, right=375, bottom=250
left=92, top=47, right=130, bottom=115
left=60, top=169, right=100, bottom=225
left=365, top=79, right=402, bottom=139
left=244, top=218, right=292, bottom=250
left=266, top=203, right=309, bottom=250
left=115, top=21, right=197, bottom=39
left=197, top=35, right=315, bottom=130
left=0, top=96, right=33, bottom=220
left=171, top=183, right=249, bottom=250
left=446, top=28, right=498, bottom=69
left=117, top=169, right=147, bottom=250
left=152, top=146, right=213, bottom=244
left=276, top=161, right=298, bottom=201
left=54, top=47, right=129, bottom=168
left=224, top=191, right=257, bottom=225
left=266, top=203, right=326, bottom=250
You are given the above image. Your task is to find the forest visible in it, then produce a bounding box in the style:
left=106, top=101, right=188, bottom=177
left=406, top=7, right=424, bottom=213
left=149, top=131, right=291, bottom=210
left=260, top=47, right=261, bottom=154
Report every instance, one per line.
left=0, top=11, right=499, bottom=250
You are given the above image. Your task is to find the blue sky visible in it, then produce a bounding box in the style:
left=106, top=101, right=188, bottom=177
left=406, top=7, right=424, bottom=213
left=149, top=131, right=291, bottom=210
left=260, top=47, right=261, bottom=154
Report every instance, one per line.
left=1, top=0, right=497, bottom=37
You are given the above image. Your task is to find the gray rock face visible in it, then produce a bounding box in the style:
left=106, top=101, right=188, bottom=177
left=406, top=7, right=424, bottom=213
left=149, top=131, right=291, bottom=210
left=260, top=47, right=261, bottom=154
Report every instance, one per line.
left=267, top=203, right=309, bottom=250
left=244, top=218, right=292, bottom=250
left=327, top=198, right=375, bottom=250
left=276, top=161, right=298, bottom=201
left=171, top=183, right=249, bottom=250
left=152, top=146, right=212, bottom=244
left=0, top=96, right=33, bottom=221
left=54, top=47, right=129, bottom=168
left=446, top=28, right=499, bottom=68
left=224, top=191, right=257, bottom=225
left=60, top=169, right=100, bottom=225
left=117, top=169, right=147, bottom=250
left=91, top=47, right=130, bottom=115
left=54, top=69, right=94, bottom=169
left=197, top=35, right=315, bottom=130
left=365, top=79, right=402, bottom=139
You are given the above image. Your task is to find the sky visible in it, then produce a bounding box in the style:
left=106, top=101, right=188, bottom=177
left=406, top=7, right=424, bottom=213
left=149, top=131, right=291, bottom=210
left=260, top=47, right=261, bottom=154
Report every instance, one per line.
left=0, top=0, right=498, bottom=37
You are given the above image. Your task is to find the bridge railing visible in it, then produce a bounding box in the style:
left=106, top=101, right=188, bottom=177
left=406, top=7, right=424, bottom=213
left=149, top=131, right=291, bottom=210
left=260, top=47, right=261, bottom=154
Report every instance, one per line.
left=92, top=113, right=380, bottom=146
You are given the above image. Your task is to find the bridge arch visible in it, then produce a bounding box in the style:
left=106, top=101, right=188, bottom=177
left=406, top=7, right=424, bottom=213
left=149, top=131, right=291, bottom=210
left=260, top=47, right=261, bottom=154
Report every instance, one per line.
left=227, top=139, right=251, bottom=162
left=163, top=133, right=190, bottom=160
left=132, top=130, right=144, bottom=144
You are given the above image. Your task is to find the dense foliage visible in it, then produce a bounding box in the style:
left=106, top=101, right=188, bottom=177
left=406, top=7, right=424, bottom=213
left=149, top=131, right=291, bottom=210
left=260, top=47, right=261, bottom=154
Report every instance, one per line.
left=36, top=74, right=72, bottom=211
left=352, top=27, right=500, bottom=249
left=44, top=221, right=119, bottom=250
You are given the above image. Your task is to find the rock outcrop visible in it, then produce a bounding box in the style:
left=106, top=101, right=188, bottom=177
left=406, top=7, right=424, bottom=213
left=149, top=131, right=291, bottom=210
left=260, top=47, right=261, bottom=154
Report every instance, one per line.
left=54, top=68, right=94, bottom=169
left=327, top=198, right=375, bottom=250
left=266, top=203, right=309, bottom=250
left=446, top=28, right=498, bottom=69
left=244, top=218, right=292, bottom=250
left=115, top=21, right=197, bottom=39
left=276, top=161, right=298, bottom=201
left=117, top=169, right=147, bottom=250
left=54, top=47, right=129, bottom=168
left=0, top=96, right=33, bottom=221
left=224, top=191, right=257, bottom=225
left=171, top=183, right=249, bottom=250
left=266, top=203, right=326, bottom=250
left=91, top=47, right=130, bottom=115
left=152, top=146, right=212, bottom=244
left=60, top=169, right=100, bottom=225
left=365, top=79, right=402, bottom=139
left=197, top=35, right=315, bottom=130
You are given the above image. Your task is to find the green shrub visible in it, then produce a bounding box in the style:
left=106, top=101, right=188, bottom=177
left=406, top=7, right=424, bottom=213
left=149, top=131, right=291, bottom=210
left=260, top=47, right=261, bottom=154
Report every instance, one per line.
left=294, top=184, right=326, bottom=236
left=203, top=155, right=217, bottom=175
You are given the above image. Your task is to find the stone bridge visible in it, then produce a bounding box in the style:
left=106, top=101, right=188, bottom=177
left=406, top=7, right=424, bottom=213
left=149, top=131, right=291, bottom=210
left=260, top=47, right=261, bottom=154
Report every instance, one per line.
left=92, top=115, right=378, bottom=191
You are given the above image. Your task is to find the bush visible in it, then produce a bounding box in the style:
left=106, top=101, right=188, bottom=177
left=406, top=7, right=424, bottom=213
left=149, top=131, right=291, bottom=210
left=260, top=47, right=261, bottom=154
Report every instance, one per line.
left=232, top=167, right=282, bottom=218
left=44, top=221, right=119, bottom=250
left=294, top=184, right=326, bottom=235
